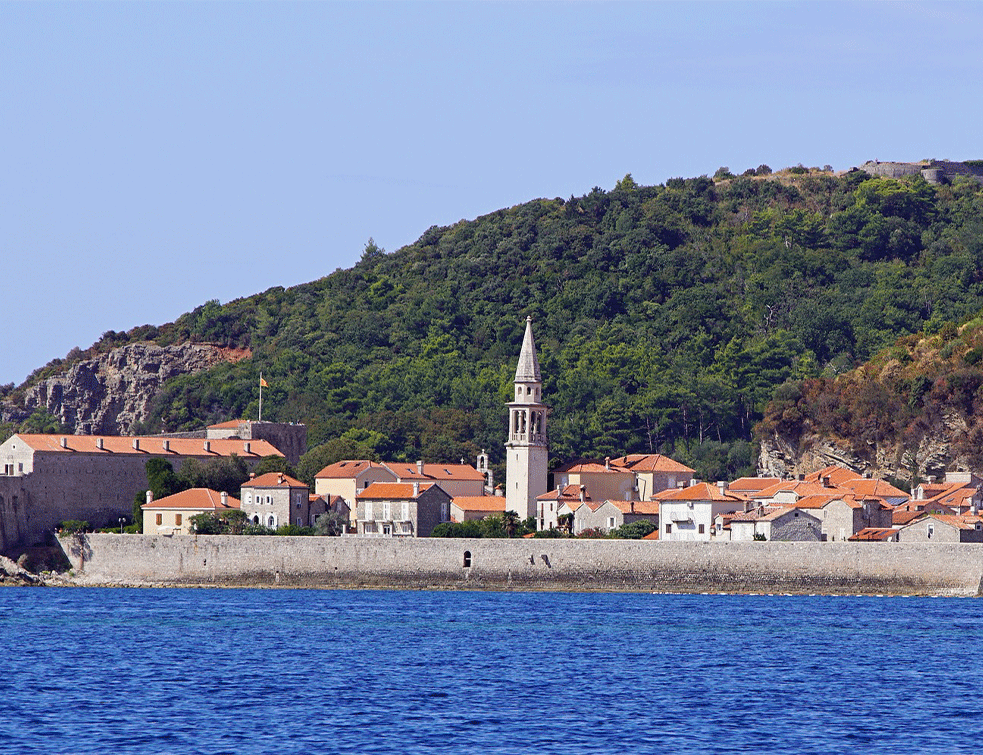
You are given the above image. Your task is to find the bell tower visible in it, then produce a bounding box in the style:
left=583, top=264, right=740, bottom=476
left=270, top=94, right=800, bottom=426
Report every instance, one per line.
left=505, top=317, right=548, bottom=522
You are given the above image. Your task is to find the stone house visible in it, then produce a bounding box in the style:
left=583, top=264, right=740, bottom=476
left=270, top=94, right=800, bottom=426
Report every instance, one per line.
left=656, top=482, right=744, bottom=541
left=898, top=514, right=983, bottom=543
left=241, top=472, right=323, bottom=529
left=385, top=461, right=486, bottom=498
left=141, top=488, right=240, bottom=535
left=450, top=495, right=506, bottom=523
left=314, top=460, right=397, bottom=525
left=724, top=505, right=822, bottom=542
left=607, top=454, right=696, bottom=499
left=537, top=484, right=590, bottom=531
left=573, top=499, right=660, bottom=535
left=355, top=481, right=451, bottom=537
left=0, top=433, right=283, bottom=552
left=552, top=460, right=636, bottom=503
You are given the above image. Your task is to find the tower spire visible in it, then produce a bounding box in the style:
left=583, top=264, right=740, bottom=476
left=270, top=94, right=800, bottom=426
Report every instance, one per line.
left=514, top=316, right=541, bottom=382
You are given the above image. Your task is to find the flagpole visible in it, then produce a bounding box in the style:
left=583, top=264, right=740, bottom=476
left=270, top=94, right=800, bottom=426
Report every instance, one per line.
left=259, top=372, right=263, bottom=422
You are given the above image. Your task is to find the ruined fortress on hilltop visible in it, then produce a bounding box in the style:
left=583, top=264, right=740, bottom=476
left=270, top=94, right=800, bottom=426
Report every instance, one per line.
left=858, top=159, right=983, bottom=185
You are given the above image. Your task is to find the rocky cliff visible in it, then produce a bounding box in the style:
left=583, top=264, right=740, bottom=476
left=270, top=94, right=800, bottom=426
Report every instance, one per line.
left=758, top=410, right=972, bottom=483
left=1, top=343, right=248, bottom=435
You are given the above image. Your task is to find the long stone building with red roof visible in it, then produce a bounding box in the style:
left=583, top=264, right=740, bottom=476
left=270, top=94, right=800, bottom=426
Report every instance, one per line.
left=0, top=432, right=284, bottom=551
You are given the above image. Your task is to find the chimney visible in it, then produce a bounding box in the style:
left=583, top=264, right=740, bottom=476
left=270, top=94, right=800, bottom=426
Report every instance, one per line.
left=203, top=440, right=210, bottom=453
left=629, top=501, right=635, bottom=514
left=416, top=460, right=424, bottom=475
left=863, top=471, right=872, bottom=479
left=96, top=437, right=103, bottom=450
left=221, top=491, right=228, bottom=507
left=495, top=485, right=503, bottom=497
left=278, top=473, right=285, bottom=485
left=745, top=499, right=754, bottom=513
left=163, top=440, right=170, bottom=452
left=145, top=490, right=153, bottom=505
left=244, top=442, right=251, bottom=454
left=412, top=482, right=420, bottom=496
left=797, top=473, right=805, bottom=481
left=132, top=439, right=140, bottom=451
left=605, top=456, right=610, bottom=471
left=717, top=481, right=728, bottom=496
left=60, top=437, right=67, bottom=448
left=249, top=472, right=256, bottom=480
left=928, top=475, right=937, bottom=484
left=579, top=484, right=586, bottom=503
left=822, top=476, right=831, bottom=488
left=677, top=481, right=686, bottom=489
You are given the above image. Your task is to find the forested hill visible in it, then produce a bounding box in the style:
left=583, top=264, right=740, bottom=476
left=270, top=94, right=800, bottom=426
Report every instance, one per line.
left=6, top=165, right=983, bottom=482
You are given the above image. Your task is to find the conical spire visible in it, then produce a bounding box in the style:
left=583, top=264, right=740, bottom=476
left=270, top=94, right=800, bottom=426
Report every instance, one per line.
left=514, top=316, right=541, bottom=382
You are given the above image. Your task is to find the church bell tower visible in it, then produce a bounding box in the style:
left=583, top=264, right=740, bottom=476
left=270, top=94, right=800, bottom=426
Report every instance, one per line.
left=505, top=317, right=548, bottom=521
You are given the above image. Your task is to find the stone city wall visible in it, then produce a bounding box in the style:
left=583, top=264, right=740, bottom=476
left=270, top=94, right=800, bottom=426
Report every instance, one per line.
left=59, top=534, right=983, bottom=596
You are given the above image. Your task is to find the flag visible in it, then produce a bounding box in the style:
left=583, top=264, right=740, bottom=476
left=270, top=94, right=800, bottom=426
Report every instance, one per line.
left=260, top=377, right=268, bottom=388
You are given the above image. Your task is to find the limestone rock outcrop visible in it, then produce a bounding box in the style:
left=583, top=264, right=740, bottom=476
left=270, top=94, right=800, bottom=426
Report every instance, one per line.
left=758, top=408, right=974, bottom=483
left=2, top=343, right=244, bottom=435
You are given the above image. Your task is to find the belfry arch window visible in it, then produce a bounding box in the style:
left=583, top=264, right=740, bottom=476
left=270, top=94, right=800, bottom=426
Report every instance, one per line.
left=463, top=551, right=472, bottom=568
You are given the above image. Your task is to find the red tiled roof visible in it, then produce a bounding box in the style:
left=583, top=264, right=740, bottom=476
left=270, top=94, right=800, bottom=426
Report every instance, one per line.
left=642, top=528, right=659, bottom=540
left=552, top=459, right=624, bottom=475
left=12, top=434, right=281, bottom=458
left=243, top=472, right=307, bottom=489
left=386, top=462, right=485, bottom=481
left=358, top=482, right=436, bottom=500
left=804, top=466, right=864, bottom=485
left=839, top=478, right=909, bottom=500
left=849, top=528, right=898, bottom=541
left=451, top=496, right=507, bottom=513
left=608, top=454, right=695, bottom=474
left=605, top=500, right=660, bottom=516
left=655, top=482, right=742, bottom=502
left=142, top=488, right=240, bottom=511
left=727, top=477, right=781, bottom=493
left=538, top=484, right=591, bottom=502
left=207, top=420, right=247, bottom=429
left=314, top=460, right=388, bottom=479
left=754, top=480, right=850, bottom=500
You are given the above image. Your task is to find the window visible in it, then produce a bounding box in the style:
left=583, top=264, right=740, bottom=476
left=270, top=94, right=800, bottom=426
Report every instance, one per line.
left=297, top=517, right=302, bottom=526
left=463, top=551, right=472, bottom=568
left=268, top=515, right=275, bottom=527
left=928, top=525, right=934, bottom=539
left=665, top=524, right=671, bottom=534
left=156, top=513, right=162, bottom=526
left=176, top=514, right=182, bottom=526
left=607, top=517, right=616, bottom=529
left=698, top=524, right=705, bottom=534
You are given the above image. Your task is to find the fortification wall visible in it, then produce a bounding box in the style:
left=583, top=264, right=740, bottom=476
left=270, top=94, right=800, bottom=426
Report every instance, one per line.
left=59, top=535, right=983, bottom=596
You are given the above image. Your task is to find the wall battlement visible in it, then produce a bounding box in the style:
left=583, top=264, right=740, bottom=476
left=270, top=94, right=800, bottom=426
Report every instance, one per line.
left=59, top=534, right=983, bottom=596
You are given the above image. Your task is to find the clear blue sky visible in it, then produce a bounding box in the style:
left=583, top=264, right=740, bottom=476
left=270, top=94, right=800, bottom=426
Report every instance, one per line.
left=2, top=1, right=981, bottom=386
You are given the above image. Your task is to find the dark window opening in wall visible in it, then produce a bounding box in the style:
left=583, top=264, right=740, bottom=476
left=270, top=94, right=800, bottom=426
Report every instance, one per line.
left=463, top=551, right=472, bottom=568
left=698, top=524, right=705, bottom=534
left=665, top=524, right=671, bottom=534
left=156, top=514, right=163, bottom=526
left=175, top=514, right=182, bottom=526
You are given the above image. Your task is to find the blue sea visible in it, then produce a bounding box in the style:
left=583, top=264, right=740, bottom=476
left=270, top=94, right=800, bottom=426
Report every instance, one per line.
left=1, top=588, right=980, bottom=754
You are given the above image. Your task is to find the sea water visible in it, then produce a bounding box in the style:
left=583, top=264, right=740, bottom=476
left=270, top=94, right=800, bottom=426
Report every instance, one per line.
left=1, top=588, right=981, bottom=754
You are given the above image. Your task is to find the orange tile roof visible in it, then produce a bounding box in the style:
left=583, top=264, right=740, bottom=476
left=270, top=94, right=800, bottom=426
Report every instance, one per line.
left=786, top=494, right=844, bottom=509
left=358, top=482, right=437, bottom=500
left=642, top=528, right=659, bottom=540
left=244, top=472, right=307, bottom=489
left=848, top=528, right=898, bottom=541
left=608, top=454, right=695, bottom=474
left=537, top=484, right=590, bottom=502
left=727, top=477, right=781, bottom=493
left=315, top=460, right=389, bottom=479
left=386, top=462, right=485, bottom=481
left=552, top=459, right=625, bottom=475
left=207, top=419, right=247, bottom=429
left=838, top=478, right=909, bottom=500
left=12, top=433, right=281, bottom=458
left=142, top=488, right=240, bottom=511
left=451, top=496, right=507, bottom=513
left=753, top=480, right=850, bottom=500
left=655, top=482, right=743, bottom=502
left=605, top=500, right=660, bottom=516
left=804, top=466, right=865, bottom=485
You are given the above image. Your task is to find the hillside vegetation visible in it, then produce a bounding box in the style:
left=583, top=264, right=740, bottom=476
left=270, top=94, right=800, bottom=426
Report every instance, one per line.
left=6, top=165, right=983, bottom=482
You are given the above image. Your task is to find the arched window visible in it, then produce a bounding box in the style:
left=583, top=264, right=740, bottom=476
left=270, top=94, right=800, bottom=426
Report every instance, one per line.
left=268, top=515, right=275, bottom=527
left=253, top=515, right=260, bottom=524
left=463, top=551, right=472, bottom=568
